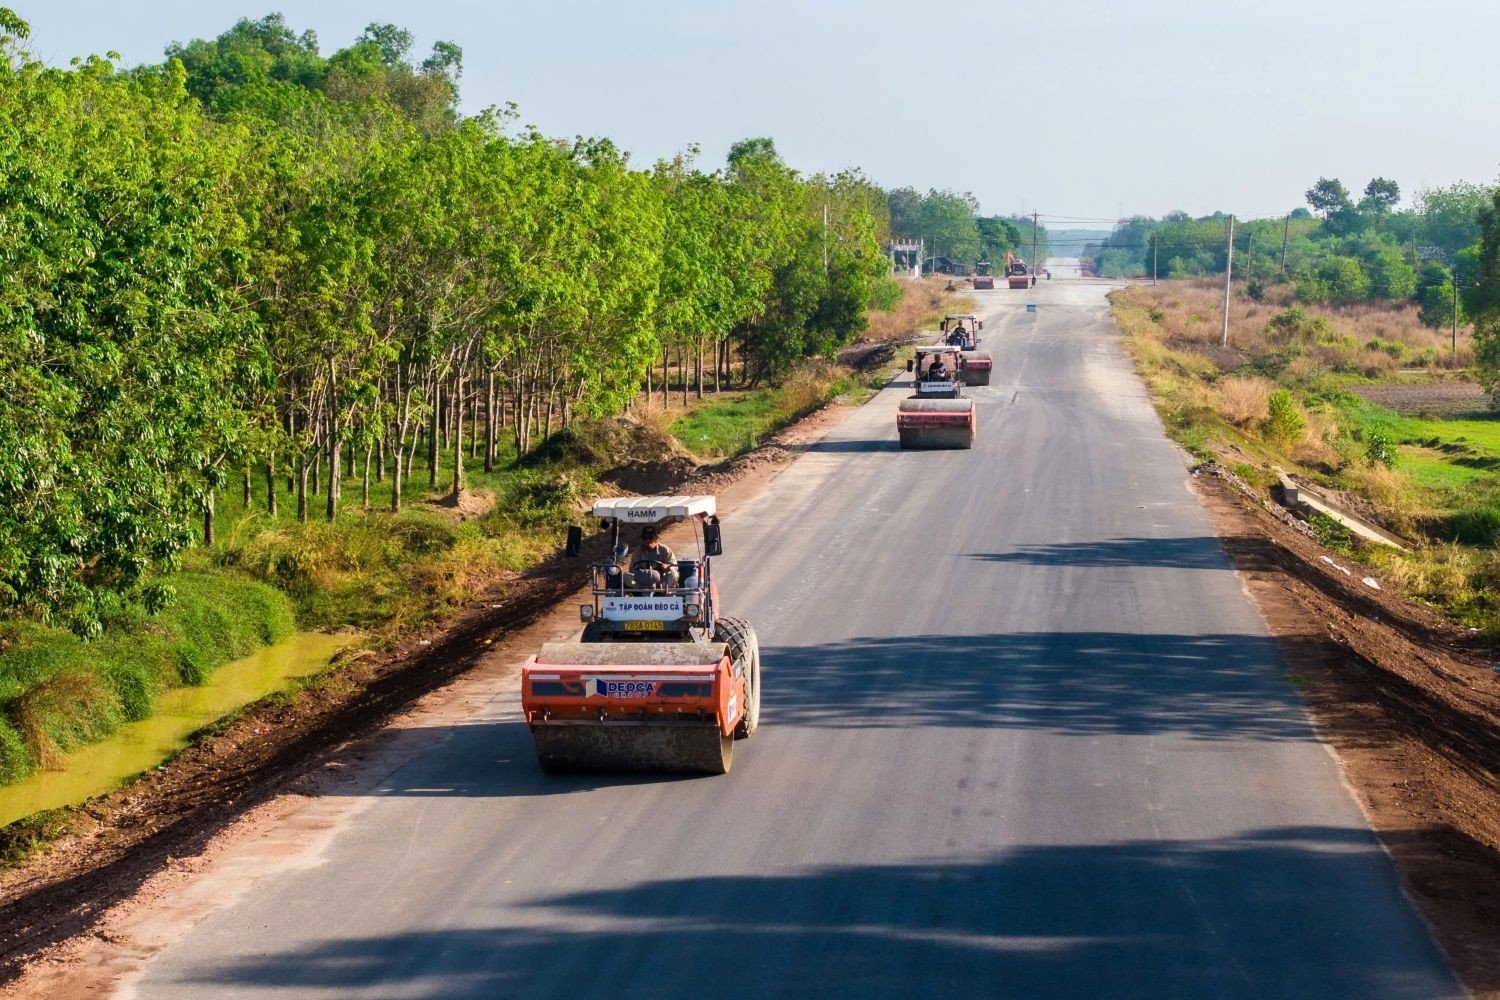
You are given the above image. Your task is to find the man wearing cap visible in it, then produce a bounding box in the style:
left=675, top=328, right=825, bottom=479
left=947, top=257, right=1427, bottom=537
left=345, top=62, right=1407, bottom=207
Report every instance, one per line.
left=630, top=525, right=678, bottom=589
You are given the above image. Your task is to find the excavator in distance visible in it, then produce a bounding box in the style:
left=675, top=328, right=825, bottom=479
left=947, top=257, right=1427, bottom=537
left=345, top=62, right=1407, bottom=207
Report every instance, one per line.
left=1005, top=252, right=1030, bottom=289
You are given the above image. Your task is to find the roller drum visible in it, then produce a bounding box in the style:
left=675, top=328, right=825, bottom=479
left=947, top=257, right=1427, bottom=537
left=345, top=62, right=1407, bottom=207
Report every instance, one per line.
left=896, top=398, right=975, bottom=449
left=533, top=724, right=733, bottom=774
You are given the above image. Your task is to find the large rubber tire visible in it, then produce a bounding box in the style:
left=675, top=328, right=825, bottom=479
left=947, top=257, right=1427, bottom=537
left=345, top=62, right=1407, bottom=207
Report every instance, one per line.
left=715, top=615, right=760, bottom=739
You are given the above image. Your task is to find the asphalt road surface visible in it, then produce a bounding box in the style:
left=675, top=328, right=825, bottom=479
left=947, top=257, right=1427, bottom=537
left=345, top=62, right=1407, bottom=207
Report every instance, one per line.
left=125, top=262, right=1460, bottom=999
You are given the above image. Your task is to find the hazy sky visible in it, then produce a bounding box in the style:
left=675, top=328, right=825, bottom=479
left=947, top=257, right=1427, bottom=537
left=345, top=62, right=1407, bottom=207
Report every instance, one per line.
left=15, top=0, right=1500, bottom=226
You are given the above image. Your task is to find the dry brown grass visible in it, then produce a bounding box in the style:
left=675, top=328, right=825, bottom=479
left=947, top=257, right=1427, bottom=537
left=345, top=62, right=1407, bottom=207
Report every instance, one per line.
left=1216, top=376, right=1272, bottom=426
left=1121, top=281, right=1475, bottom=374
left=1292, top=407, right=1344, bottom=468
left=865, top=276, right=969, bottom=342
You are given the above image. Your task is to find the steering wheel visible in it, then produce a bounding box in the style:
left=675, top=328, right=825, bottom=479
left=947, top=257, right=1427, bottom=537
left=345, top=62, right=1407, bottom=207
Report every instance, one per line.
left=630, top=558, right=670, bottom=575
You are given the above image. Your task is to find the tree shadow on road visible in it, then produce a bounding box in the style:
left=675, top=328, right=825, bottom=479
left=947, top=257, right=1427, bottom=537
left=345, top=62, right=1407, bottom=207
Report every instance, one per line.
left=968, top=536, right=1231, bottom=571
left=177, top=825, right=1457, bottom=1000
left=759, top=630, right=1312, bottom=742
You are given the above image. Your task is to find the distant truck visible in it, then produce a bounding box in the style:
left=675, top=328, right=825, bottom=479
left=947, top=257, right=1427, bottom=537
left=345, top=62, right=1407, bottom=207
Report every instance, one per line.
left=1005, top=252, right=1030, bottom=289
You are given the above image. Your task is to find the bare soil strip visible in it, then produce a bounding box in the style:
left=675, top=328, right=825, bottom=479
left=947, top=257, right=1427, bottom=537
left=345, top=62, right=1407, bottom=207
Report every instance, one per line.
left=1192, top=465, right=1500, bottom=998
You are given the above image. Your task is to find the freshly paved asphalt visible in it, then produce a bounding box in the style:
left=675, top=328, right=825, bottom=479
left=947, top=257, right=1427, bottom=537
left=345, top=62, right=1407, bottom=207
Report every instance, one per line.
left=128, top=263, right=1460, bottom=999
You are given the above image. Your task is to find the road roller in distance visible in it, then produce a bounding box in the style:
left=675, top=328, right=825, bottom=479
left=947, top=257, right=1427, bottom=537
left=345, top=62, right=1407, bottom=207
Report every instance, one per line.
left=898, top=347, right=977, bottom=449
left=521, top=495, right=760, bottom=775
left=972, top=262, right=994, bottom=290
left=940, top=314, right=983, bottom=351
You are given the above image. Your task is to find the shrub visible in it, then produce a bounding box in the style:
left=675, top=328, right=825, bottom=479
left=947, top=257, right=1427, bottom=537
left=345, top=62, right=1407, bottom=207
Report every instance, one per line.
left=1262, top=389, right=1306, bottom=446
left=1364, top=429, right=1397, bottom=468
left=867, top=277, right=903, bottom=312
left=1267, top=305, right=1329, bottom=341
left=1308, top=512, right=1353, bottom=553
left=1217, top=376, right=1272, bottom=426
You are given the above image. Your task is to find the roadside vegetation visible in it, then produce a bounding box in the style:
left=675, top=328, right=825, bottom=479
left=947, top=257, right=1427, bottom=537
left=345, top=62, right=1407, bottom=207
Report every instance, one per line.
left=1089, top=177, right=1486, bottom=327
left=0, top=10, right=975, bottom=795
left=1113, top=277, right=1500, bottom=632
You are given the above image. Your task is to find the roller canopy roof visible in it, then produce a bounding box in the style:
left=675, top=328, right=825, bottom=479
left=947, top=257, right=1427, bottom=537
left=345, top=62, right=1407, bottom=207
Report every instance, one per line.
left=592, top=495, right=717, bottom=524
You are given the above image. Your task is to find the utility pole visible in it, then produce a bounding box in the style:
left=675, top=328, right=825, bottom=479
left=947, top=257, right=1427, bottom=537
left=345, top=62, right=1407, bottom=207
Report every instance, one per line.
left=1453, top=277, right=1460, bottom=354
left=1280, top=213, right=1290, bottom=278
left=1152, top=234, right=1158, bottom=286
left=1221, top=215, right=1236, bottom=348
left=1031, top=211, right=1039, bottom=270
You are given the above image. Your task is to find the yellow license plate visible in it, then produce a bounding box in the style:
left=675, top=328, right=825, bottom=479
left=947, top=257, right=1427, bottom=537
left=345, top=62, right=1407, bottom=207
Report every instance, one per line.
left=622, top=620, right=665, bottom=632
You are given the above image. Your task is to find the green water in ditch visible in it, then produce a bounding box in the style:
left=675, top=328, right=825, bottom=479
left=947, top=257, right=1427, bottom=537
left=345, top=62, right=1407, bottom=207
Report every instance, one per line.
left=0, top=632, right=350, bottom=829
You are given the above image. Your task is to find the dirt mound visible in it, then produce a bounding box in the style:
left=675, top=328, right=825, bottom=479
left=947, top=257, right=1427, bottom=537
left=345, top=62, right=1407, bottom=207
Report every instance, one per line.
left=605, top=457, right=698, bottom=494
left=425, top=488, right=496, bottom=521
left=517, top=416, right=702, bottom=496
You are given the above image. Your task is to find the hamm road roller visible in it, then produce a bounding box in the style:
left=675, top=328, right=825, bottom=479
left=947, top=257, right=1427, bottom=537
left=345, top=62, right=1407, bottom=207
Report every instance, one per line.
left=898, top=347, right=977, bottom=449
left=940, top=314, right=983, bottom=351
left=521, top=495, right=760, bottom=775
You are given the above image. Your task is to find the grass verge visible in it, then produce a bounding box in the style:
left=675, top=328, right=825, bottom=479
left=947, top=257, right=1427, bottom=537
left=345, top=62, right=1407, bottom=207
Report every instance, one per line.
left=1113, top=280, right=1500, bottom=634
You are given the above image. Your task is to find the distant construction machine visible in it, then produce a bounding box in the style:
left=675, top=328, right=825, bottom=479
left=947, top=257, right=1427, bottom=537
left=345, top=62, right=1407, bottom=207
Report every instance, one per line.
left=1005, top=252, right=1030, bottom=289
left=522, top=496, right=760, bottom=775
left=898, top=346, right=978, bottom=449
left=972, top=261, right=994, bottom=290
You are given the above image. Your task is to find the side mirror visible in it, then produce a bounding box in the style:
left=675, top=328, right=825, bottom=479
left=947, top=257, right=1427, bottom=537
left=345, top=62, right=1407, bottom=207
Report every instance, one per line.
left=906, top=359, right=914, bottom=372
left=564, top=525, right=583, bottom=558
left=978, top=320, right=984, bottom=329
left=703, top=519, right=723, bottom=557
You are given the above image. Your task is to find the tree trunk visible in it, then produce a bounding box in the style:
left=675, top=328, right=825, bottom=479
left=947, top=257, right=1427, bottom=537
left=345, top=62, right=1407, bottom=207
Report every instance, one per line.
left=202, top=489, right=215, bottom=547
left=484, top=371, right=496, bottom=473
left=296, top=461, right=309, bottom=523
left=469, top=389, right=480, bottom=461
left=679, top=346, right=688, bottom=405
left=447, top=398, right=465, bottom=503
left=391, top=446, right=404, bottom=514
left=311, top=441, right=320, bottom=495
left=285, top=407, right=296, bottom=493
left=645, top=359, right=652, bottom=411
left=362, top=443, right=373, bottom=511
left=441, top=378, right=451, bottom=452
left=376, top=431, right=385, bottom=483
left=428, top=376, right=441, bottom=487
left=661, top=344, right=669, bottom=408
left=242, top=459, right=252, bottom=509
left=696, top=340, right=704, bottom=399
left=326, top=434, right=340, bottom=521
left=265, top=451, right=278, bottom=518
